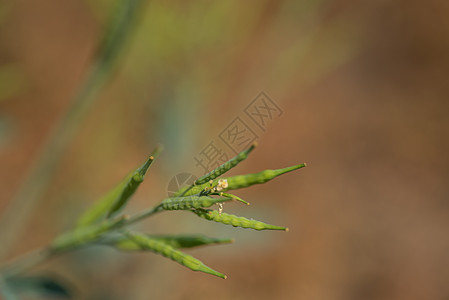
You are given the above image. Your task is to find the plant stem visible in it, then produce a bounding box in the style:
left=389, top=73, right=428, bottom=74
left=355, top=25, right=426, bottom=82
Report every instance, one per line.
left=0, top=248, right=53, bottom=279
left=0, top=203, right=162, bottom=278
left=124, top=205, right=164, bottom=226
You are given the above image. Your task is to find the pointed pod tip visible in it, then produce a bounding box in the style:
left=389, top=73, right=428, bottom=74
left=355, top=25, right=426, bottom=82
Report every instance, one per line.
left=205, top=268, right=227, bottom=279
left=236, top=199, right=250, bottom=205
left=150, top=144, right=164, bottom=159
left=229, top=196, right=250, bottom=205
left=285, top=227, right=289, bottom=232
left=303, top=162, right=308, bottom=167
left=149, top=156, right=154, bottom=160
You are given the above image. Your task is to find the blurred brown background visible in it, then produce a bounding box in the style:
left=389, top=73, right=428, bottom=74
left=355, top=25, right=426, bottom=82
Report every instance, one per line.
left=1, top=0, right=448, bottom=299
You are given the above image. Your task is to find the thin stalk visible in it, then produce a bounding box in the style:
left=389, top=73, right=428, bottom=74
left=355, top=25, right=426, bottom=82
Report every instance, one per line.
left=124, top=205, right=164, bottom=226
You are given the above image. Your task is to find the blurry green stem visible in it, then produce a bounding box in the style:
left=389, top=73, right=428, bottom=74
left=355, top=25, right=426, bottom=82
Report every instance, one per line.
left=125, top=205, right=164, bottom=226
left=0, top=203, right=163, bottom=278
left=0, top=248, right=52, bottom=279
left=0, top=0, right=146, bottom=260
left=0, top=275, right=19, bottom=300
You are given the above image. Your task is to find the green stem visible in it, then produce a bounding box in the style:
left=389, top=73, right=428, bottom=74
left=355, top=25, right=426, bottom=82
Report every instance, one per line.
left=124, top=205, right=164, bottom=226
left=0, top=203, right=163, bottom=278
left=0, top=248, right=53, bottom=279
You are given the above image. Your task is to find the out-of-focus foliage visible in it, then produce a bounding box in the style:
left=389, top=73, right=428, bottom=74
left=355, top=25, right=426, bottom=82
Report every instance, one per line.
left=0, top=65, right=26, bottom=103
left=1, top=0, right=449, bottom=299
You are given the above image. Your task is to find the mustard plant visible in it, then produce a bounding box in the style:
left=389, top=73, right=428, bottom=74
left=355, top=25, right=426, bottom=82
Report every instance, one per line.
left=0, top=144, right=306, bottom=291
left=0, top=1, right=308, bottom=297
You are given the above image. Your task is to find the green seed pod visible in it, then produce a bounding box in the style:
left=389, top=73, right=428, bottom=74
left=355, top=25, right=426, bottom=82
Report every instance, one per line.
left=124, top=232, right=227, bottom=279
left=222, top=163, right=306, bottom=191
left=177, top=163, right=307, bottom=196
left=105, top=156, right=156, bottom=218
left=110, top=234, right=233, bottom=250
left=76, top=146, right=162, bottom=227
left=160, top=196, right=232, bottom=210
left=51, top=216, right=128, bottom=252
left=194, top=143, right=256, bottom=185
left=192, top=209, right=288, bottom=231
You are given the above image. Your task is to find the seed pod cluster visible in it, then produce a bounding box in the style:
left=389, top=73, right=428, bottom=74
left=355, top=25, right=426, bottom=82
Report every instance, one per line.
left=195, top=143, right=256, bottom=185
left=51, top=216, right=128, bottom=252
left=111, top=234, right=233, bottom=250
left=46, top=147, right=304, bottom=280
left=161, top=196, right=232, bottom=210
left=192, top=209, right=288, bottom=231
left=125, top=232, right=226, bottom=279
left=177, top=163, right=306, bottom=197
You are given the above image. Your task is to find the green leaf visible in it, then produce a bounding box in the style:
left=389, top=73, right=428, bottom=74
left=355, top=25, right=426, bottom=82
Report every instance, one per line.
left=160, top=196, right=232, bottom=210
left=76, top=146, right=162, bottom=227
left=108, top=234, right=233, bottom=250
left=176, top=163, right=307, bottom=196
left=123, top=232, right=227, bottom=279
left=51, top=216, right=127, bottom=252
left=192, top=209, right=288, bottom=231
